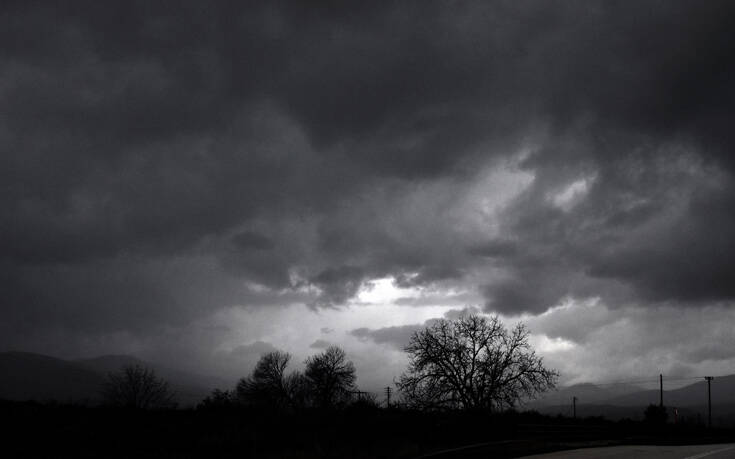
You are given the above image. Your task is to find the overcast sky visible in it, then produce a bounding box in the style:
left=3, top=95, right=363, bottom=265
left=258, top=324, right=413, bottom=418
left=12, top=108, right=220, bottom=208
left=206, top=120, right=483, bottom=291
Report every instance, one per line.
left=2, top=1, right=735, bottom=392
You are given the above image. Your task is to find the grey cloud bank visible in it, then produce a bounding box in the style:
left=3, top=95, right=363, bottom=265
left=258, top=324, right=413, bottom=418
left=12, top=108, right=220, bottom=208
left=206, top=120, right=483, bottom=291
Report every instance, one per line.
left=1, top=1, right=734, bottom=386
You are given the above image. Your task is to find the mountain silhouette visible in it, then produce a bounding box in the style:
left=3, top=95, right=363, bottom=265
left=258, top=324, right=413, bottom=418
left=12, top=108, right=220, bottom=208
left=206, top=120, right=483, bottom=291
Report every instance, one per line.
left=528, top=381, right=643, bottom=408
left=0, top=351, right=104, bottom=403
left=604, top=375, right=735, bottom=407
left=76, top=354, right=227, bottom=406
left=0, top=351, right=224, bottom=406
left=73, top=354, right=145, bottom=374
left=531, top=376, right=735, bottom=424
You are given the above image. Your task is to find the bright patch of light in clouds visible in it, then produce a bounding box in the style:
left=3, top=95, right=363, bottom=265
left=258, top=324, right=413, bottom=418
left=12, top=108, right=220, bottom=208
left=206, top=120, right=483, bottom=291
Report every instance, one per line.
left=462, top=157, right=535, bottom=232
left=355, top=277, right=420, bottom=305
left=550, top=175, right=596, bottom=211
left=532, top=334, right=577, bottom=353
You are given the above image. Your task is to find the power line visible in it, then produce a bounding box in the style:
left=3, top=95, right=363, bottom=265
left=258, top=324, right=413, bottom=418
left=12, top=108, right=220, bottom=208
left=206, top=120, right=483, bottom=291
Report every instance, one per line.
left=574, top=375, right=725, bottom=387
left=661, top=376, right=710, bottom=382
left=585, top=378, right=659, bottom=386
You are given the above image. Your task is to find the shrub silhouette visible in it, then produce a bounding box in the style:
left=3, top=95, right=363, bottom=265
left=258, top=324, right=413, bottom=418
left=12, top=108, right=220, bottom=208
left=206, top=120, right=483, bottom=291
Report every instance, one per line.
left=304, top=345, right=357, bottom=409
left=644, top=404, right=668, bottom=424
left=199, top=388, right=234, bottom=410
left=101, top=364, right=176, bottom=409
left=236, top=350, right=294, bottom=408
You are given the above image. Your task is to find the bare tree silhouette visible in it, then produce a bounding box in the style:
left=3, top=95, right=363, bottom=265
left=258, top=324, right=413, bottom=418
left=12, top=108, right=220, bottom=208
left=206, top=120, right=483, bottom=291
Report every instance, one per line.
left=236, top=351, right=294, bottom=408
left=199, top=388, right=234, bottom=409
left=304, top=346, right=356, bottom=409
left=397, top=314, right=557, bottom=411
left=283, top=370, right=310, bottom=409
left=101, top=364, right=176, bottom=409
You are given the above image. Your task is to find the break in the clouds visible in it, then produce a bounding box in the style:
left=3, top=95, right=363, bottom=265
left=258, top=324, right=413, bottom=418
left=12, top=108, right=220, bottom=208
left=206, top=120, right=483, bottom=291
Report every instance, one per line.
left=1, top=1, right=735, bottom=389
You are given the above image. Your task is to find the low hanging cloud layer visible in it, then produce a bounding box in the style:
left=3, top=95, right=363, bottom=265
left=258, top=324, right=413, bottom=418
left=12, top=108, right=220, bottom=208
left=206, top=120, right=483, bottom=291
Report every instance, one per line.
left=2, top=1, right=735, bottom=384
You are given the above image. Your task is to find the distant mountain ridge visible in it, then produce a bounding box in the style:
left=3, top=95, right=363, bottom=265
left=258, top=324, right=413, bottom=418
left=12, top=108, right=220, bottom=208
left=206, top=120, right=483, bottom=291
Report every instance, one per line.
left=604, top=375, right=735, bottom=407
left=0, top=351, right=224, bottom=407
left=529, top=381, right=644, bottom=407
left=74, top=354, right=146, bottom=375
left=4, top=350, right=733, bottom=418
left=529, top=376, right=735, bottom=425
left=0, top=351, right=104, bottom=403
left=532, top=376, right=735, bottom=409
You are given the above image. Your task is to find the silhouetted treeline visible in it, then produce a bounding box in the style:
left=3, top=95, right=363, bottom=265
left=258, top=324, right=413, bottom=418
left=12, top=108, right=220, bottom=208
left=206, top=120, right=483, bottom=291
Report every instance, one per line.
left=202, top=316, right=560, bottom=414
left=3, top=398, right=735, bottom=459
left=4, top=326, right=734, bottom=458
left=201, top=346, right=366, bottom=412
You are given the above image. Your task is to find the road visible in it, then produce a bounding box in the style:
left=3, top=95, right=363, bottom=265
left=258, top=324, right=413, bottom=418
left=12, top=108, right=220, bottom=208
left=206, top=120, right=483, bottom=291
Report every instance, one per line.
left=518, top=444, right=735, bottom=458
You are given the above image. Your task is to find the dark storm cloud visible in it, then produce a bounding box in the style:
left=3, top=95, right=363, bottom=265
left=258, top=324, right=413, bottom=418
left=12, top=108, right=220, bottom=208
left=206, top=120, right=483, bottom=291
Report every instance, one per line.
left=392, top=291, right=477, bottom=307
left=309, top=339, right=331, bottom=350
left=524, top=302, right=735, bottom=382
left=229, top=341, right=277, bottom=359
left=209, top=339, right=280, bottom=377
left=350, top=325, right=421, bottom=350
left=587, top=179, right=735, bottom=302
left=350, top=308, right=481, bottom=349
left=231, top=231, right=275, bottom=251
left=482, top=148, right=735, bottom=314
left=443, top=306, right=482, bottom=321
left=308, top=265, right=367, bottom=307
left=2, top=0, right=735, bottom=361
left=466, top=240, right=518, bottom=259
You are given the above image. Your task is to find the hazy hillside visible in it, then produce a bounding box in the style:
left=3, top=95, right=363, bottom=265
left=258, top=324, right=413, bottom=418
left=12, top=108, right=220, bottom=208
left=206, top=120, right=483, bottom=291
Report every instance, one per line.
left=527, top=382, right=643, bottom=409
left=7, top=350, right=733, bottom=415
left=602, top=389, right=661, bottom=407
left=74, top=354, right=144, bottom=374
left=76, top=354, right=226, bottom=407
left=668, top=376, right=735, bottom=406
left=601, top=376, right=735, bottom=408
left=77, top=355, right=226, bottom=385
left=532, top=376, right=735, bottom=410
left=0, top=352, right=104, bottom=403
left=532, top=376, right=735, bottom=426
left=0, top=352, right=223, bottom=407
left=533, top=403, right=646, bottom=420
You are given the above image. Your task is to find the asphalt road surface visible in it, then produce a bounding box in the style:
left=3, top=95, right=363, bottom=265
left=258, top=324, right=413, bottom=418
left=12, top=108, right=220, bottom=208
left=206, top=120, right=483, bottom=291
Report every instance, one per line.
left=519, top=444, right=735, bottom=458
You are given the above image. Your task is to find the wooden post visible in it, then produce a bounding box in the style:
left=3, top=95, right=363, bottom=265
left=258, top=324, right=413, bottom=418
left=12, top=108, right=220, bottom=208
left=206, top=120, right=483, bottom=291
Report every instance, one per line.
left=659, top=374, right=663, bottom=407
left=705, top=377, right=714, bottom=428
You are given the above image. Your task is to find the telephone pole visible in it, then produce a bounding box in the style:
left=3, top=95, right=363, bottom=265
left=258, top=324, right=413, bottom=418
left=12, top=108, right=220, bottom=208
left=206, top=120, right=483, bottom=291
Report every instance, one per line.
left=705, top=377, right=714, bottom=428
left=659, top=374, right=663, bottom=407
left=385, top=386, right=392, bottom=408
left=572, top=396, right=577, bottom=419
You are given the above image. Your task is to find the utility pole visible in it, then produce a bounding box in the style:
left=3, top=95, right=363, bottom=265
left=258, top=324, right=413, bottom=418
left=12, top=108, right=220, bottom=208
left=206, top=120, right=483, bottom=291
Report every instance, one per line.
left=385, top=386, right=392, bottom=408
left=659, top=374, right=663, bottom=407
left=705, top=377, right=714, bottom=428
left=572, top=396, right=577, bottom=419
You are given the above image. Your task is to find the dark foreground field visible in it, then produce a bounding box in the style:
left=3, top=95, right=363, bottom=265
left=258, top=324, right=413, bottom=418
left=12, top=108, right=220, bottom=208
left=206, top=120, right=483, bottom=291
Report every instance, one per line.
left=3, top=400, right=734, bottom=459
